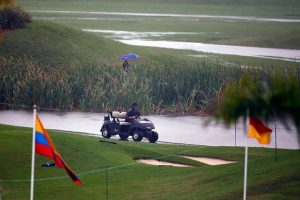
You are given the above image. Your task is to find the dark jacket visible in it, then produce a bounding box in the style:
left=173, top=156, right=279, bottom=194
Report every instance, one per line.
left=123, top=60, right=129, bottom=71
left=126, top=108, right=140, bottom=121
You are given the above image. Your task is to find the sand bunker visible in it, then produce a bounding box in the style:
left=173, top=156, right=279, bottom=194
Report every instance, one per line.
left=137, top=159, right=191, bottom=167
left=182, top=156, right=236, bottom=165
left=137, top=157, right=236, bottom=167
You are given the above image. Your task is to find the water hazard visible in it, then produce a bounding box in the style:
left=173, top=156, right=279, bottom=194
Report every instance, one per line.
left=30, top=10, right=300, bottom=62
left=119, top=39, right=300, bottom=62
left=0, top=110, right=298, bottom=149
left=81, top=29, right=300, bottom=62
left=31, top=10, right=300, bottom=23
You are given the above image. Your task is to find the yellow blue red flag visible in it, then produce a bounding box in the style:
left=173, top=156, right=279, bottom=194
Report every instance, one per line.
left=35, top=115, right=82, bottom=185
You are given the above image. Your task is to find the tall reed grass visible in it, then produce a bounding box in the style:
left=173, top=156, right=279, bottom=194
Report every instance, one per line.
left=0, top=56, right=298, bottom=114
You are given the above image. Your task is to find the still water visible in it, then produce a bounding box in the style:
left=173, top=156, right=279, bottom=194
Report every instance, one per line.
left=31, top=10, right=300, bottom=23
left=119, top=39, right=300, bottom=62
left=0, top=110, right=299, bottom=149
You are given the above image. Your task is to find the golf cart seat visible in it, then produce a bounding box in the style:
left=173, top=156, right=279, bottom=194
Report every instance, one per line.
left=112, top=111, right=127, bottom=119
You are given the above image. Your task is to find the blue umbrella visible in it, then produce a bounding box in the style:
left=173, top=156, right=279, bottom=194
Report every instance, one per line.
left=119, top=53, right=141, bottom=61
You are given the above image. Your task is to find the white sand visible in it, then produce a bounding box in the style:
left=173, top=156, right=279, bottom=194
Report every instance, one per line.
left=137, top=156, right=236, bottom=167
left=182, top=156, right=236, bottom=165
left=137, top=159, right=191, bottom=167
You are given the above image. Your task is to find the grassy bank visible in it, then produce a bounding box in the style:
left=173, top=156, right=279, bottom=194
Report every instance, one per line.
left=1, top=20, right=299, bottom=113
left=15, top=0, right=300, bottom=49
left=2, top=20, right=299, bottom=67
left=18, top=0, right=300, bottom=18
left=0, top=20, right=207, bottom=65
left=0, top=124, right=299, bottom=199
left=31, top=13, right=300, bottom=50
left=0, top=55, right=241, bottom=113
left=0, top=20, right=129, bottom=65
left=2, top=54, right=299, bottom=114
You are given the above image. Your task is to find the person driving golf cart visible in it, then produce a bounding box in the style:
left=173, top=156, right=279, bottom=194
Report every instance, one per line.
left=126, top=103, right=140, bottom=121
left=100, top=102, right=158, bottom=142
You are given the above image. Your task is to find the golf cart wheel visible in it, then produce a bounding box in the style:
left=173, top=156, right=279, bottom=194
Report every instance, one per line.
left=101, top=127, right=111, bottom=138
left=132, top=131, right=143, bottom=142
left=119, top=134, right=129, bottom=140
left=148, top=131, right=159, bottom=143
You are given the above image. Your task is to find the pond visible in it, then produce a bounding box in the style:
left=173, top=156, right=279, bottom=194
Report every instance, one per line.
left=31, top=10, right=300, bottom=62
left=31, top=10, right=300, bottom=23
left=118, top=39, right=300, bottom=62
left=0, top=110, right=298, bottom=149
left=81, top=29, right=300, bottom=62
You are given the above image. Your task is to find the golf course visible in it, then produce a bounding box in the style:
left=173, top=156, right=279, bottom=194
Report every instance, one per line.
left=0, top=124, right=299, bottom=200
left=1, top=0, right=300, bottom=199
left=1, top=0, right=300, bottom=113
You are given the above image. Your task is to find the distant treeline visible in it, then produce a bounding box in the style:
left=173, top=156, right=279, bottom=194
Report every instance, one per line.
left=1, top=56, right=299, bottom=114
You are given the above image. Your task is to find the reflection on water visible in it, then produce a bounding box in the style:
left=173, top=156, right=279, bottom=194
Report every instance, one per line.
left=119, top=39, right=300, bottom=62
left=80, top=29, right=300, bottom=62
left=82, top=29, right=200, bottom=40
left=0, top=110, right=298, bottom=149
left=31, top=10, right=300, bottom=23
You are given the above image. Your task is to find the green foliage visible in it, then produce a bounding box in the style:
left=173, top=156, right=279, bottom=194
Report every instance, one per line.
left=217, top=72, right=300, bottom=133
left=0, top=7, right=31, bottom=30
left=1, top=20, right=299, bottom=115
left=0, top=56, right=244, bottom=113
left=2, top=55, right=299, bottom=115
left=264, top=75, right=300, bottom=133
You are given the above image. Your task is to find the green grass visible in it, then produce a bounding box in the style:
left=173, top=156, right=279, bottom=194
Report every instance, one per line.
left=38, top=16, right=300, bottom=49
left=18, top=0, right=300, bottom=18
left=3, top=19, right=298, bottom=67
left=0, top=20, right=208, bottom=65
left=0, top=54, right=240, bottom=113
left=0, top=124, right=299, bottom=199
left=2, top=47, right=298, bottom=114
left=0, top=20, right=130, bottom=65
left=16, top=0, right=300, bottom=49
left=1, top=20, right=299, bottom=113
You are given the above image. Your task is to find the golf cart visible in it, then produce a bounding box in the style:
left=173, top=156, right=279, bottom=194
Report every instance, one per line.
left=100, top=111, right=159, bottom=143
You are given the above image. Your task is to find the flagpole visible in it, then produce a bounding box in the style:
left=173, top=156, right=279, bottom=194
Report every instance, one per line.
left=30, top=105, right=37, bottom=200
left=234, top=120, right=237, bottom=147
left=243, top=109, right=249, bottom=200
left=275, top=123, right=278, bottom=162
left=106, top=168, right=109, bottom=200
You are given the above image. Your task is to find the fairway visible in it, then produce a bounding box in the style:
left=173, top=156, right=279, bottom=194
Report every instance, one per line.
left=18, top=0, right=300, bottom=50
left=18, top=0, right=300, bottom=18
left=0, top=125, right=299, bottom=200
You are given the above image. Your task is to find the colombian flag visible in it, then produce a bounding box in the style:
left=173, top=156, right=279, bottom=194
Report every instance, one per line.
left=35, top=115, right=82, bottom=185
left=248, top=116, right=272, bottom=145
